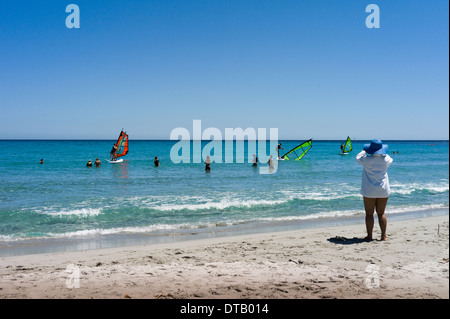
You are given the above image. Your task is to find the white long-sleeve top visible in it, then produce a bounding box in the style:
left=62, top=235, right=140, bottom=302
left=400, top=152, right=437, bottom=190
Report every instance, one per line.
left=356, top=150, right=393, bottom=198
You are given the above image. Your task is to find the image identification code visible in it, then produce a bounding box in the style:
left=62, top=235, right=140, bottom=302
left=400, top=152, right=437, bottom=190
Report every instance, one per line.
left=180, top=303, right=269, bottom=316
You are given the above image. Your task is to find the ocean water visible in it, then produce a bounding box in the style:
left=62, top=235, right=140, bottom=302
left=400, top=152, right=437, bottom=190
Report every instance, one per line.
left=0, top=140, right=448, bottom=256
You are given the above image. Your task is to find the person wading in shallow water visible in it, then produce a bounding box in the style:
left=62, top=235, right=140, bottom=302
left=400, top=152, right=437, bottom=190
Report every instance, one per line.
left=205, top=155, right=211, bottom=172
left=252, top=154, right=258, bottom=167
left=267, top=155, right=275, bottom=169
left=356, top=139, right=393, bottom=241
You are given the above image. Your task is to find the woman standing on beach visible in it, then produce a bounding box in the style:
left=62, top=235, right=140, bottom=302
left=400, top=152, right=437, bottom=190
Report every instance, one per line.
left=356, top=139, right=393, bottom=241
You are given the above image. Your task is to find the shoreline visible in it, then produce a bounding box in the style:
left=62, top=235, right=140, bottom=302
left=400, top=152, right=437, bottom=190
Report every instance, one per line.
left=0, top=208, right=447, bottom=258
left=0, top=211, right=448, bottom=299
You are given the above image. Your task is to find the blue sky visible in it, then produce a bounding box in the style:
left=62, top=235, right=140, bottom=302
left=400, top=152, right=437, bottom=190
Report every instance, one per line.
left=1, top=0, right=448, bottom=140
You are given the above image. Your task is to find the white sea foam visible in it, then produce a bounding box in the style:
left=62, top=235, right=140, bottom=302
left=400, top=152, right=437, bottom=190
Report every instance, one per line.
left=390, top=182, right=449, bottom=195
left=1, top=203, right=447, bottom=242
left=37, top=180, right=447, bottom=218
left=279, top=189, right=360, bottom=201
left=154, top=198, right=287, bottom=212
left=48, top=224, right=183, bottom=238
left=45, top=208, right=102, bottom=217
left=120, top=188, right=362, bottom=213
left=25, top=181, right=449, bottom=219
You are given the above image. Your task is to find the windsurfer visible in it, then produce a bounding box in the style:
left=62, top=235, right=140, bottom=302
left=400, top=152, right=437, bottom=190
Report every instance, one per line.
left=110, top=144, right=118, bottom=160
left=277, top=143, right=284, bottom=158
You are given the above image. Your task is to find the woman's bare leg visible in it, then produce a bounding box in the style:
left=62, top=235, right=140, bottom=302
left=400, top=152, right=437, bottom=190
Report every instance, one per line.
left=363, top=197, right=376, bottom=240
left=375, top=197, right=388, bottom=240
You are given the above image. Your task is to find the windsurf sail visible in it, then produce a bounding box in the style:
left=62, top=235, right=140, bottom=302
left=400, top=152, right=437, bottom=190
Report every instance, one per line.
left=110, top=130, right=129, bottom=160
left=341, top=136, right=352, bottom=154
left=281, top=139, right=312, bottom=161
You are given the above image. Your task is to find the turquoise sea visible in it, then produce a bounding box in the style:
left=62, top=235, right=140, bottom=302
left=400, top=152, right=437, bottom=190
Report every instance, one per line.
left=0, top=140, right=448, bottom=256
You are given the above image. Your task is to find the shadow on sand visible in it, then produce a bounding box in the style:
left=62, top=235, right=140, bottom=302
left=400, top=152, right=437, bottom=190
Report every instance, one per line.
left=327, top=236, right=370, bottom=245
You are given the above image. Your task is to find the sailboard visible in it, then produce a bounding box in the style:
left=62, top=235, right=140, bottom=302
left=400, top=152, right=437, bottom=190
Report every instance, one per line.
left=107, top=158, right=124, bottom=164
left=108, top=129, right=129, bottom=163
left=280, top=139, right=312, bottom=161
left=339, top=136, right=352, bottom=155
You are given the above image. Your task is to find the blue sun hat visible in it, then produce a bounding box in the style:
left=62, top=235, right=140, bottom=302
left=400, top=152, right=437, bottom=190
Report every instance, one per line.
left=364, top=139, right=388, bottom=155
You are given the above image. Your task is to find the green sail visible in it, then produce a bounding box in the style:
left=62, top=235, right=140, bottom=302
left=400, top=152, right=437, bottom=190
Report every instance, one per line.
left=343, top=136, right=352, bottom=153
left=281, top=139, right=312, bottom=161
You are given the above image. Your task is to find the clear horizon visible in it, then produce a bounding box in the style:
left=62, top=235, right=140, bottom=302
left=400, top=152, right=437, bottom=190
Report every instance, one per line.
left=1, top=1, right=448, bottom=140
left=1, top=138, right=448, bottom=142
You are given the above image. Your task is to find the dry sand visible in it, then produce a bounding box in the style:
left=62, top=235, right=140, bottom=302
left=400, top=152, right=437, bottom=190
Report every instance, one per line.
left=0, top=214, right=448, bottom=299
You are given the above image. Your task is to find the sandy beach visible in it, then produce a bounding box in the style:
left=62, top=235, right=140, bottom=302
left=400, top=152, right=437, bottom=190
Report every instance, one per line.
left=0, top=213, right=448, bottom=299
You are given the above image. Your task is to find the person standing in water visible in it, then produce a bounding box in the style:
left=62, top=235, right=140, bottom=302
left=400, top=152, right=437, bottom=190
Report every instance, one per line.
left=252, top=154, right=258, bottom=167
left=94, top=158, right=101, bottom=167
left=154, top=156, right=160, bottom=167
left=267, top=155, right=275, bottom=169
left=356, top=139, right=393, bottom=241
left=205, top=155, right=211, bottom=172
